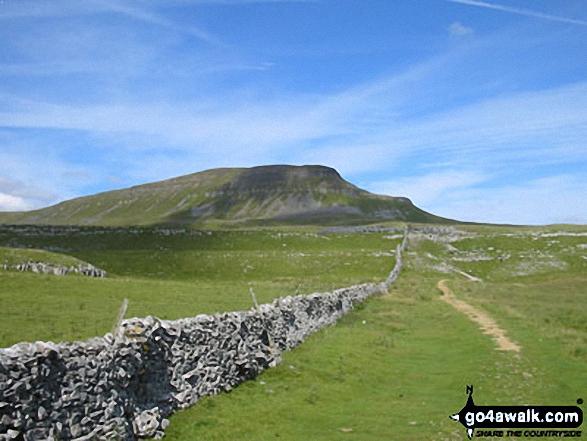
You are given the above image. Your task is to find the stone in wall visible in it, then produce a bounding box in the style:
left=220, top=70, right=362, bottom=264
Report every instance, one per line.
left=0, top=261, right=106, bottom=278
left=0, top=231, right=407, bottom=440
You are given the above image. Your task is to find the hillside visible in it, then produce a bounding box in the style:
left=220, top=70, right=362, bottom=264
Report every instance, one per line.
left=0, top=165, right=452, bottom=226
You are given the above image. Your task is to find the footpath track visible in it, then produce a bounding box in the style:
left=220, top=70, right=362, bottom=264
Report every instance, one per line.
left=437, top=279, right=521, bottom=353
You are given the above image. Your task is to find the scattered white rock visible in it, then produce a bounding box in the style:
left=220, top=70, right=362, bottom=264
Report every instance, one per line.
left=0, top=232, right=408, bottom=440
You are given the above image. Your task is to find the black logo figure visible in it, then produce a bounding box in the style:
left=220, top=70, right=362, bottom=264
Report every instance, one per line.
left=449, top=385, right=583, bottom=440
left=449, top=385, right=477, bottom=439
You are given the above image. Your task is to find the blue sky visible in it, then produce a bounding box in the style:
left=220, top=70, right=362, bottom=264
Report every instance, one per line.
left=0, top=0, right=586, bottom=225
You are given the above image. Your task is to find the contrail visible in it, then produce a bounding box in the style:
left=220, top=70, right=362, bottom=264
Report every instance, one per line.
left=449, top=0, right=587, bottom=26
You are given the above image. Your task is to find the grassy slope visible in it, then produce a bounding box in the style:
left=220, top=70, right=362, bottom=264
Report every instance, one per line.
left=0, top=166, right=449, bottom=226
left=0, top=225, right=586, bottom=440
left=0, top=228, right=398, bottom=347
left=166, top=278, right=587, bottom=441
left=0, top=246, right=86, bottom=267
left=165, top=226, right=587, bottom=440
left=0, top=168, right=242, bottom=226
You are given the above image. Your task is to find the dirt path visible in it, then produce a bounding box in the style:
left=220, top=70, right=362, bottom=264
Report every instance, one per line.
left=437, top=279, right=521, bottom=352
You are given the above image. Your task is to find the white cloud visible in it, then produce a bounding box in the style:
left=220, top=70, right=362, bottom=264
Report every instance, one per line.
left=378, top=81, right=587, bottom=169
left=0, top=1, right=108, bottom=19
left=0, top=193, right=36, bottom=212
left=0, top=0, right=315, bottom=20
left=101, top=1, right=223, bottom=45
left=425, top=175, right=587, bottom=225
left=369, top=172, right=587, bottom=225
left=0, top=177, right=56, bottom=204
left=301, top=144, right=399, bottom=177
left=449, top=22, right=474, bottom=36
left=0, top=0, right=309, bottom=46
left=0, top=148, right=89, bottom=210
left=1, top=76, right=586, bottom=223
left=369, top=170, right=489, bottom=206
left=0, top=9, right=585, bottom=226
left=448, top=0, right=587, bottom=27
left=3, top=71, right=586, bottom=171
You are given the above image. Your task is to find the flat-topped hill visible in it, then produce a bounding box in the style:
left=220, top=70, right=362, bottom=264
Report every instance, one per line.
left=0, top=165, right=452, bottom=226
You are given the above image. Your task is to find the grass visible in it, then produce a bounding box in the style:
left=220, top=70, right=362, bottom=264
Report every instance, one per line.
left=0, top=227, right=399, bottom=347
left=0, top=164, right=449, bottom=227
left=1, top=223, right=586, bottom=440
left=0, top=246, right=86, bottom=267
left=164, top=226, right=587, bottom=440
left=166, top=269, right=586, bottom=440
left=451, top=277, right=587, bottom=367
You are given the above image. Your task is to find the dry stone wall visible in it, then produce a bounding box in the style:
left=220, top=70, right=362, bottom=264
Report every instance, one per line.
left=0, top=232, right=406, bottom=441
left=1, top=261, right=106, bottom=278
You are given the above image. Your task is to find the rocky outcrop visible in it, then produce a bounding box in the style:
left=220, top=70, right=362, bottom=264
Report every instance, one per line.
left=0, top=261, right=106, bottom=278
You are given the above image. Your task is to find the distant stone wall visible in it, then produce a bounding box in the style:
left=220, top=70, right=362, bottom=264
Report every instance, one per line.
left=321, top=226, right=406, bottom=234
left=0, top=261, right=106, bottom=278
left=0, top=232, right=407, bottom=441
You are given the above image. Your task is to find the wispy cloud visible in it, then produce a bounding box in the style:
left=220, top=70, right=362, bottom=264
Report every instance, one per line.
left=1, top=77, right=586, bottom=171
left=448, top=22, right=474, bottom=36
left=424, top=175, right=587, bottom=225
left=368, top=172, right=587, bottom=225
left=370, top=170, right=489, bottom=206
left=0, top=1, right=105, bottom=19
left=100, top=1, right=223, bottom=45
left=0, top=0, right=315, bottom=19
left=449, top=0, right=587, bottom=26
left=0, top=140, right=96, bottom=210
left=379, top=81, right=587, bottom=166
left=166, top=0, right=318, bottom=4
left=1, top=0, right=585, bottom=224
left=0, top=0, right=222, bottom=44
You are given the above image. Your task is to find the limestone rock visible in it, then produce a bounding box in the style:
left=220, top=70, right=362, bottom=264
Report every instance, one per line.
left=0, top=230, right=407, bottom=440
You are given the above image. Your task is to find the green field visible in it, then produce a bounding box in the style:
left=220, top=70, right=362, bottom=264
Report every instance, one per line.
left=0, top=227, right=400, bottom=346
left=1, top=224, right=586, bottom=440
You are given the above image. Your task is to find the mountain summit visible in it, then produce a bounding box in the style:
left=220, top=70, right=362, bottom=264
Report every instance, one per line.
left=0, top=165, right=450, bottom=226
